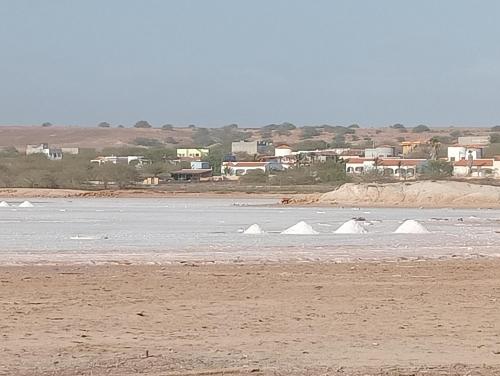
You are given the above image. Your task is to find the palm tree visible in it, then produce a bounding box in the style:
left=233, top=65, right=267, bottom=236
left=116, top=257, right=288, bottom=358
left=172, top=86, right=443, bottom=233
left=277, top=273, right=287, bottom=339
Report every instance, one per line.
left=428, top=137, right=440, bottom=160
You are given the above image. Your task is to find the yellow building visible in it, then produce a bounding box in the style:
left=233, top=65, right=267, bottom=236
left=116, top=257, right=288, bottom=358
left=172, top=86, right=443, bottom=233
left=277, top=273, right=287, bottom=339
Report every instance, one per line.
left=401, top=141, right=422, bottom=156
left=176, top=148, right=209, bottom=158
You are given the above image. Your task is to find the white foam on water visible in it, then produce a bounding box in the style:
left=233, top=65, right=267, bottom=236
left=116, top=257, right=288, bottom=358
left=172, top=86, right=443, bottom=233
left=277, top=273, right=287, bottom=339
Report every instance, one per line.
left=0, top=201, right=10, bottom=207
left=334, top=219, right=367, bottom=234
left=394, top=220, right=429, bottom=234
left=243, top=224, right=265, bottom=234
left=281, top=221, right=318, bottom=235
left=19, top=201, right=34, bottom=208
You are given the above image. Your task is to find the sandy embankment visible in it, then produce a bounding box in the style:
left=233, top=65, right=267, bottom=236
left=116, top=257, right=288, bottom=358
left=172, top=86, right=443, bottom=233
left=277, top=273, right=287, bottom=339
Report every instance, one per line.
left=290, top=181, right=500, bottom=208
left=0, top=188, right=281, bottom=199
left=1, top=260, right=500, bottom=375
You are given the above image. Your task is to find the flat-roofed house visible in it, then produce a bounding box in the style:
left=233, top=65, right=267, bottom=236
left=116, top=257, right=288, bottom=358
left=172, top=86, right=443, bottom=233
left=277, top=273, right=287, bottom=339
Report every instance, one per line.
left=452, top=158, right=498, bottom=178
left=176, top=148, right=209, bottom=158
left=221, top=161, right=270, bottom=176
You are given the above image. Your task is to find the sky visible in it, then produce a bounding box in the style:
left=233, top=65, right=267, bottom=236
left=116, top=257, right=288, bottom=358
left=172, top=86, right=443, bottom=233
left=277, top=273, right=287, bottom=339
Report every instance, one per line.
left=1, top=0, right=499, bottom=128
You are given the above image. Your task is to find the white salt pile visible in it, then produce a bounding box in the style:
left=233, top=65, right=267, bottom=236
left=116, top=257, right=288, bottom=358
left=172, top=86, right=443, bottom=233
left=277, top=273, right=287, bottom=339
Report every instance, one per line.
left=394, top=220, right=429, bottom=234
left=334, top=219, right=367, bottom=234
left=281, top=221, right=318, bottom=235
left=0, top=201, right=10, bottom=207
left=243, top=224, right=265, bottom=234
left=19, top=201, right=34, bottom=208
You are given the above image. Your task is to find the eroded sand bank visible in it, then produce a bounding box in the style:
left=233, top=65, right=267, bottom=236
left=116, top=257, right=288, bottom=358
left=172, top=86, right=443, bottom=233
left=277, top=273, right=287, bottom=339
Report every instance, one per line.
left=290, top=181, right=500, bottom=208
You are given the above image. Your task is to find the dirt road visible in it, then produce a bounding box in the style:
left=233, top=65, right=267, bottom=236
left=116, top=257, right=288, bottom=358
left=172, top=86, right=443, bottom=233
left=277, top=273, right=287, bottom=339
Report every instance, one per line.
left=1, top=259, right=500, bottom=375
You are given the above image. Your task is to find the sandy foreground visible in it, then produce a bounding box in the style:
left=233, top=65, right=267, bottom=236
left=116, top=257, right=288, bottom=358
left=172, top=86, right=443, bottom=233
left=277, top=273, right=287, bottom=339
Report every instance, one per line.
left=1, top=260, right=500, bottom=375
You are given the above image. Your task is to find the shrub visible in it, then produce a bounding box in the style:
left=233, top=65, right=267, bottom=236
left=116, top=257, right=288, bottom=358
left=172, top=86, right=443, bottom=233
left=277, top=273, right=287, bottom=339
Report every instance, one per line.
left=239, top=170, right=268, bottom=184
left=98, top=122, right=111, bottom=128
left=161, top=124, right=173, bottom=130
left=294, top=140, right=328, bottom=151
left=490, top=133, right=500, bottom=143
left=391, top=123, right=405, bottom=129
left=413, top=124, right=430, bottom=133
left=300, top=127, right=321, bottom=139
left=134, top=120, right=152, bottom=128
left=420, top=160, right=453, bottom=178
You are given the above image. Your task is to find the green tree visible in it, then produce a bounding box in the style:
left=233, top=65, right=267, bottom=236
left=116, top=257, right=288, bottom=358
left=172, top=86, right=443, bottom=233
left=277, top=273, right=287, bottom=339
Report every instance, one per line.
left=413, top=124, right=430, bottom=133
left=490, top=133, right=500, bottom=143
left=421, top=160, right=453, bottom=178
left=134, top=120, right=152, bottom=128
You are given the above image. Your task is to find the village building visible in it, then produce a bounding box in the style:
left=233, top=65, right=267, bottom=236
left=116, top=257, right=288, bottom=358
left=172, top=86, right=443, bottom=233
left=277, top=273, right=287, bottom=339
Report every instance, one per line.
left=90, top=155, right=150, bottom=166
left=26, top=143, right=66, bottom=160
left=190, top=161, right=210, bottom=170
left=345, top=157, right=426, bottom=178
left=364, top=146, right=396, bottom=158
left=274, top=144, right=292, bottom=157
left=457, top=136, right=490, bottom=146
left=377, top=159, right=426, bottom=177
left=231, top=140, right=273, bottom=155
left=447, top=145, right=484, bottom=161
left=176, top=148, right=209, bottom=158
left=221, top=161, right=271, bottom=176
left=170, top=169, right=213, bottom=182
left=452, top=158, right=500, bottom=178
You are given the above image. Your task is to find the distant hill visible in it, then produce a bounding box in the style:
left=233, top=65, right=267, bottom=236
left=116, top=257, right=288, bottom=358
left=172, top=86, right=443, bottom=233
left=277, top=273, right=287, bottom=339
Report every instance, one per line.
left=0, top=125, right=495, bottom=151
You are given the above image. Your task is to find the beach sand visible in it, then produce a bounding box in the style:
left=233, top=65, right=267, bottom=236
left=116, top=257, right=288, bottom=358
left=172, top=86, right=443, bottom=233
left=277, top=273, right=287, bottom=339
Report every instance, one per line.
left=1, top=259, right=500, bottom=375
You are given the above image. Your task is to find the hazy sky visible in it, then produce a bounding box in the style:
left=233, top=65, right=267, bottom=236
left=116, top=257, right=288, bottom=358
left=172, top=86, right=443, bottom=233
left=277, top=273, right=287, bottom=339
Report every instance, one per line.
left=1, top=0, right=499, bottom=127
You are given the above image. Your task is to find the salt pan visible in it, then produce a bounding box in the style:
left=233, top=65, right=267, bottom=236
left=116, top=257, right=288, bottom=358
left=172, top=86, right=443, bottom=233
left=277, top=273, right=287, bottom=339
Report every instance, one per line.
left=334, top=219, right=367, bottom=234
left=394, top=220, right=429, bottom=234
left=243, top=224, right=265, bottom=234
left=281, top=221, right=318, bottom=235
left=19, top=201, right=34, bottom=208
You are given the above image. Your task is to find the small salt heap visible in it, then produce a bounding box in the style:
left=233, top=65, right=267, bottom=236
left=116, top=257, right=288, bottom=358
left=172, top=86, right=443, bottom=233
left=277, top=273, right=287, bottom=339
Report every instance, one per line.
left=394, top=220, right=429, bottom=234
left=243, top=224, right=265, bottom=234
left=281, top=221, right=318, bottom=235
left=334, top=219, right=367, bottom=234
left=0, top=201, right=10, bottom=207
left=19, top=201, right=34, bottom=208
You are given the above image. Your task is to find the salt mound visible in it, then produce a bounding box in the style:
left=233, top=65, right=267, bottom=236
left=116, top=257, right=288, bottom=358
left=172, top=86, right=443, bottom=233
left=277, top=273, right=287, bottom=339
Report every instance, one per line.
left=19, top=201, right=34, bottom=208
left=394, top=220, right=429, bottom=234
left=0, top=201, right=10, bottom=207
left=334, top=219, right=367, bottom=234
left=243, top=224, right=265, bottom=234
left=281, top=221, right=318, bottom=235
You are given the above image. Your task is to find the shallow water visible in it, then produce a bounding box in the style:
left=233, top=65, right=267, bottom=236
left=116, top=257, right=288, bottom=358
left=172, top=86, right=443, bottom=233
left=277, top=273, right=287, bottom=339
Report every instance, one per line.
left=0, top=197, right=498, bottom=263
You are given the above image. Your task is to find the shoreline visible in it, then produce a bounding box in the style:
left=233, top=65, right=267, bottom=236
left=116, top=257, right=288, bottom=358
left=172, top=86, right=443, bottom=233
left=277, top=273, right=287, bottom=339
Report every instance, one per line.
left=2, top=258, right=500, bottom=375
left=0, top=250, right=498, bottom=267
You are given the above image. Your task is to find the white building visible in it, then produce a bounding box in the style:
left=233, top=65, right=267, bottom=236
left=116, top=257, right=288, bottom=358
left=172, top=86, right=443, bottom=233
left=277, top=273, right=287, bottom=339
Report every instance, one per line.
left=26, top=143, right=63, bottom=160
left=457, top=136, right=490, bottom=146
left=345, top=158, right=376, bottom=174
left=274, top=144, right=292, bottom=157
left=452, top=158, right=499, bottom=178
left=364, top=146, right=396, bottom=158
left=90, top=156, right=150, bottom=166
left=345, top=158, right=425, bottom=178
left=447, top=146, right=483, bottom=161
left=221, top=162, right=270, bottom=176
